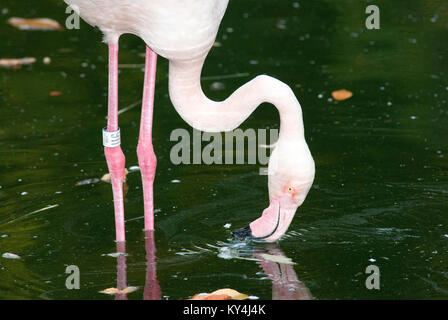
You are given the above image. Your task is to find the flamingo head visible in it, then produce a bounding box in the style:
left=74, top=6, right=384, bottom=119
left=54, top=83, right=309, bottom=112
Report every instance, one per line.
left=233, top=140, right=315, bottom=242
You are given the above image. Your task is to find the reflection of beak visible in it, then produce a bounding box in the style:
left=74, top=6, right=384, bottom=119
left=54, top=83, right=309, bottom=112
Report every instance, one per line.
left=254, top=245, right=312, bottom=300
left=232, top=196, right=297, bottom=242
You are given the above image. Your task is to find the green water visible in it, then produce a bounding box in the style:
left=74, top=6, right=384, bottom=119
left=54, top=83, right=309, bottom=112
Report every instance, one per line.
left=0, top=0, right=447, bottom=299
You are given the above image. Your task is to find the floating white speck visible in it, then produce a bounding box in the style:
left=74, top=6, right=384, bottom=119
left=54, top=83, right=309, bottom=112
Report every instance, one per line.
left=210, top=82, right=225, bottom=91
left=102, top=252, right=128, bottom=258
left=276, top=20, right=287, bottom=30
left=410, top=116, right=418, bottom=120
left=2, top=252, right=21, bottom=259
left=369, top=258, right=376, bottom=262
left=171, top=179, right=181, bottom=183
left=128, top=165, right=140, bottom=172
left=223, top=223, right=232, bottom=229
left=20, top=192, right=28, bottom=196
left=443, top=234, right=448, bottom=238
left=248, top=295, right=259, bottom=300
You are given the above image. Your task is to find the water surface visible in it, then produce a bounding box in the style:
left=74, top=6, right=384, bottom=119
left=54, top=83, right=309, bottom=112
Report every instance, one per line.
left=0, top=0, right=447, bottom=299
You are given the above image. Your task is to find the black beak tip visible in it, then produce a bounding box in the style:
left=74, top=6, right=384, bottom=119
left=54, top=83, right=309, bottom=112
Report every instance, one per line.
left=232, top=226, right=253, bottom=240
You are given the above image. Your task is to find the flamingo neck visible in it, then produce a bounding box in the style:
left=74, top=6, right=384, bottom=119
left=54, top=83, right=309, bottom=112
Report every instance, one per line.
left=168, top=57, right=305, bottom=145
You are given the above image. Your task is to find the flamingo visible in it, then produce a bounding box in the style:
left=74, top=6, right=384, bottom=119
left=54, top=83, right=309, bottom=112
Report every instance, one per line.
left=64, top=0, right=315, bottom=243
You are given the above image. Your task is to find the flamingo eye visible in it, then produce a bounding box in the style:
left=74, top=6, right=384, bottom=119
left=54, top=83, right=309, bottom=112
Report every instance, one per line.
left=284, top=184, right=296, bottom=197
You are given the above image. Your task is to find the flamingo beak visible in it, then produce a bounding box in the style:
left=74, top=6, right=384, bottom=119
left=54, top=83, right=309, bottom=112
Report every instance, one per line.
left=233, top=196, right=297, bottom=242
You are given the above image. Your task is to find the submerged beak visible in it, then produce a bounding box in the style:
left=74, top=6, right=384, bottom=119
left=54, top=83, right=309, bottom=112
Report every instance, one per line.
left=233, top=196, right=297, bottom=242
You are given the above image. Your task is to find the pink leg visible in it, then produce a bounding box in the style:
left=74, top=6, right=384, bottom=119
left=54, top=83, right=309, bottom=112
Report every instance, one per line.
left=104, top=42, right=126, bottom=242
left=137, top=46, right=158, bottom=231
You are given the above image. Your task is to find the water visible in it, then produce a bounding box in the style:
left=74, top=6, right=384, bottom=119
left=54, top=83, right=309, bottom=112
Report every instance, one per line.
left=1, top=0, right=447, bottom=299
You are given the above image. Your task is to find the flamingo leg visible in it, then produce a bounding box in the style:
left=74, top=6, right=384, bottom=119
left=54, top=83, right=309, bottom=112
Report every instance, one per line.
left=137, top=46, right=158, bottom=231
left=104, top=42, right=126, bottom=242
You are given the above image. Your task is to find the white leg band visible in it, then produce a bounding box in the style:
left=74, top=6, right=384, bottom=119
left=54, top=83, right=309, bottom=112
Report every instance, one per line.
left=103, top=127, right=121, bottom=147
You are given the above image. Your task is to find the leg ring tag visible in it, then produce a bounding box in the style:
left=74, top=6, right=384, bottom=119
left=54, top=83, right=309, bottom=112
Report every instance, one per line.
left=103, top=127, right=121, bottom=147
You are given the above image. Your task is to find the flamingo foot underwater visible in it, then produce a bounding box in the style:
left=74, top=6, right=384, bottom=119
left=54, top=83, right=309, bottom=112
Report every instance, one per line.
left=65, top=0, right=315, bottom=243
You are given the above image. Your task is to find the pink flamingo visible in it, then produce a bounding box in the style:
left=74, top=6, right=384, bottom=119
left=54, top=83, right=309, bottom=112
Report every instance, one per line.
left=64, top=0, right=315, bottom=242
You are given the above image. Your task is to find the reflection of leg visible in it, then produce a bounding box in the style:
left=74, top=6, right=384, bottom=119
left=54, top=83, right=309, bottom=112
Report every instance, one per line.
left=144, top=230, right=161, bottom=300
left=115, top=241, right=128, bottom=300
left=104, top=42, right=126, bottom=242
left=138, top=46, right=158, bottom=231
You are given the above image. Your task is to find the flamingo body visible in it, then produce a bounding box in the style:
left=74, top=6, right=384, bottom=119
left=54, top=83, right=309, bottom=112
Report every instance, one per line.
left=66, top=0, right=228, bottom=60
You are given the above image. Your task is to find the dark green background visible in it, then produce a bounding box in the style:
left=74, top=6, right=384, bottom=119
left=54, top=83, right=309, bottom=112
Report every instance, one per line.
left=0, top=0, right=447, bottom=299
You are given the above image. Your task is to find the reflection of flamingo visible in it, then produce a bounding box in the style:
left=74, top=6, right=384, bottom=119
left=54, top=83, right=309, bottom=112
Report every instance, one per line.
left=64, top=0, right=315, bottom=242
left=255, top=245, right=312, bottom=300
left=144, top=231, right=161, bottom=300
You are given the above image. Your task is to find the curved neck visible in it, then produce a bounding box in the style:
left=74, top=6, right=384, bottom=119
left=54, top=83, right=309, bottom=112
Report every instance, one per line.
left=168, top=57, right=305, bottom=143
